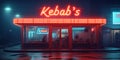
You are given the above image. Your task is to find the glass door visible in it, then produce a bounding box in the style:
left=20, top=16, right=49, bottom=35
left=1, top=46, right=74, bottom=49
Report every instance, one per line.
left=112, top=30, right=120, bottom=47
left=52, top=27, right=69, bottom=49
left=52, top=28, right=60, bottom=49
left=61, top=28, right=69, bottom=49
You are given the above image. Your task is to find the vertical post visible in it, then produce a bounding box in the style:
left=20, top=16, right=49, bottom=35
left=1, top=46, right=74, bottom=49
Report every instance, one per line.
left=69, top=26, right=72, bottom=49
left=21, top=25, right=24, bottom=48
left=94, top=26, right=97, bottom=48
left=60, top=27, right=62, bottom=49
left=98, top=25, right=101, bottom=48
left=111, top=30, right=114, bottom=45
left=91, top=25, right=94, bottom=47
left=49, top=26, right=52, bottom=49
left=96, top=25, right=100, bottom=48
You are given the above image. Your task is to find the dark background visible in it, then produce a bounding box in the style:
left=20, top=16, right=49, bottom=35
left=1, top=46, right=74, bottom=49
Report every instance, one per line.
left=0, top=0, right=120, bottom=48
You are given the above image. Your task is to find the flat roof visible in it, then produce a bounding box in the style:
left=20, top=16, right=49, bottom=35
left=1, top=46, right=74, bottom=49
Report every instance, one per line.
left=13, top=18, right=106, bottom=26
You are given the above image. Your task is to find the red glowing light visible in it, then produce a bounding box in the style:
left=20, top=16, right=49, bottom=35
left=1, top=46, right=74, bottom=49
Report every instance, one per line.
left=91, top=28, right=95, bottom=32
left=41, top=29, right=48, bottom=32
left=40, top=5, right=80, bottom=17
left=13, top=18, right=106, bottom=25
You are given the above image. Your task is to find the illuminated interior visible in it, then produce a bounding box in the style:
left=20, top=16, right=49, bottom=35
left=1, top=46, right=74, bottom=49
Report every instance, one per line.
left=13, top=18, right=106, bottom=49
left=25, top=26, right=49, bottom=42
left=113, top=12, right=120, bottom=24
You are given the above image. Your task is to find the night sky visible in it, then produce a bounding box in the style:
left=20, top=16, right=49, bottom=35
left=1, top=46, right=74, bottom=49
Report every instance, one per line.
left=0, top=0, right=120, bottom=48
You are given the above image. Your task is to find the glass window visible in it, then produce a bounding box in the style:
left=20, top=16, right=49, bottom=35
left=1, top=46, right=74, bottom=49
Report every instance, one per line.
left=72, top=27, right=96, bottom=48
left=72, top=27, right=85, bottom=40
left=25, top=26, right=49, bottom=43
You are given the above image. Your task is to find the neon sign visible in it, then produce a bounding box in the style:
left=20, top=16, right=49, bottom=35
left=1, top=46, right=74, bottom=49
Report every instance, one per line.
left=40, top=5, right=80, bottom=17
left=113, top=12, right=120, bottom=24
left=37, top=28, right=48, bottom=34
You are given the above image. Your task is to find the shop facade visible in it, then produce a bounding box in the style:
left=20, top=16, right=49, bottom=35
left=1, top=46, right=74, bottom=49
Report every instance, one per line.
left=102, top=11, right=120, bottom=47
left=13, top=5, right=106, bottom=49
left=13, top=18, right=106, bottom=49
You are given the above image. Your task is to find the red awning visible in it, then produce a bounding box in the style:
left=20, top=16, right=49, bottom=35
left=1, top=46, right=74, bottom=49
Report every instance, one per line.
left=13, top=18, right=106, bottom=26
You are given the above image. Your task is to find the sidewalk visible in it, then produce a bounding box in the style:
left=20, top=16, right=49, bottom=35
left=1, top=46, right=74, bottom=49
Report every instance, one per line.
left=3, top=44, right=120, bottom=52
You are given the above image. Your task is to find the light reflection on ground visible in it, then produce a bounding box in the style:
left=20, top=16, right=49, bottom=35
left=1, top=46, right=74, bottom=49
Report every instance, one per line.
left=1, top=49, right=120, bottom=60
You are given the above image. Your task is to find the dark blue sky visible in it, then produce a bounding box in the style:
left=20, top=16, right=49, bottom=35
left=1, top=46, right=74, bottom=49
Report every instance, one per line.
left=0, top=0, right=120, bottom=47
left=1, top=0, right=120, bottom=17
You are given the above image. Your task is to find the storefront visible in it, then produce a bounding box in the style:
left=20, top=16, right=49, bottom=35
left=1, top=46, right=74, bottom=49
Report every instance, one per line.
left=13, top=5, right=106, bottom=49
left=102, top=11, right=120, bottom=47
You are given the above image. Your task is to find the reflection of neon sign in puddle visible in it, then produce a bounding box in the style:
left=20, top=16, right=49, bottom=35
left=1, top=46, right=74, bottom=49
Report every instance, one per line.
left=50, top=57, right=77, bottom=60
left=31, top=56, right=48, bottom=60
